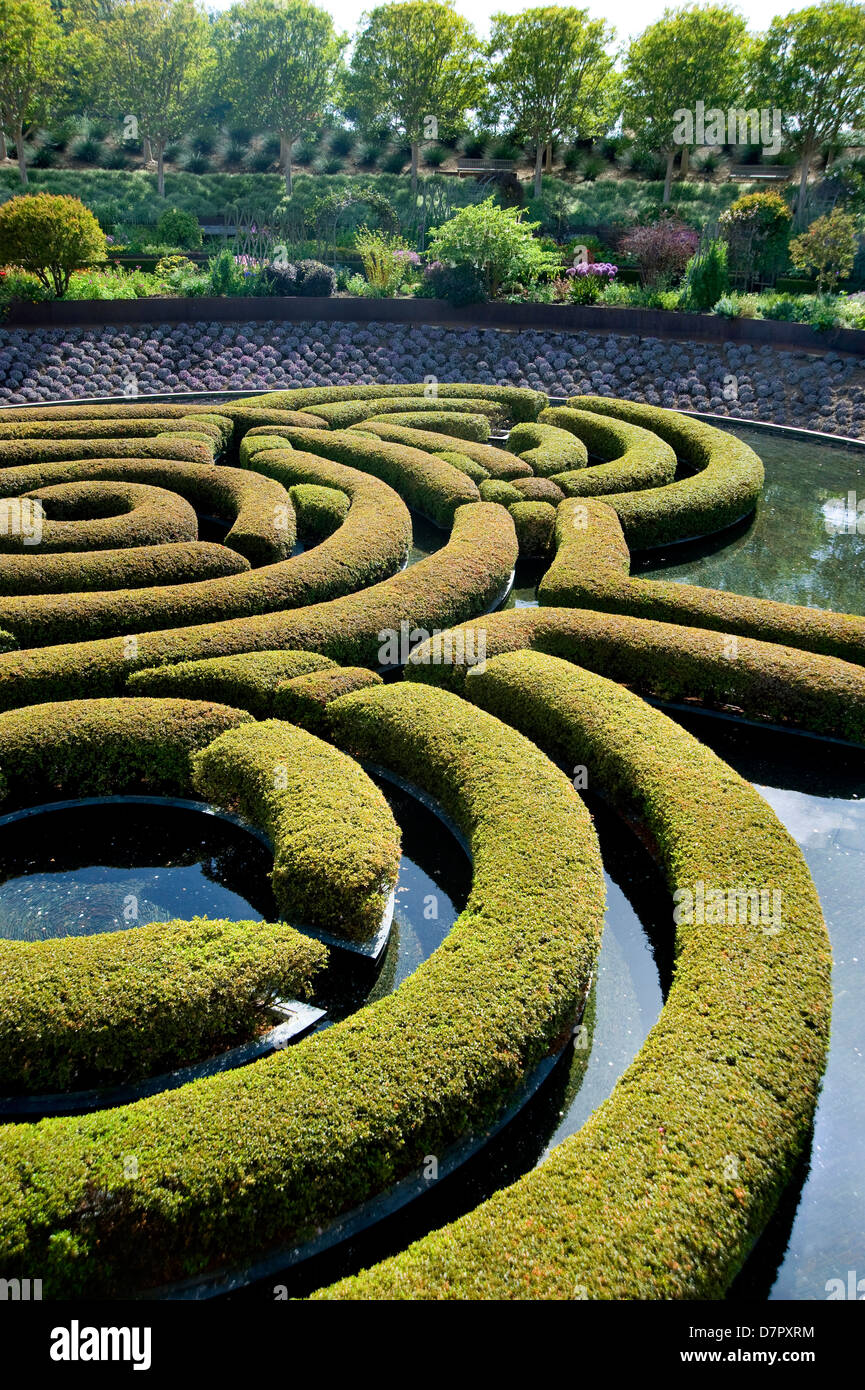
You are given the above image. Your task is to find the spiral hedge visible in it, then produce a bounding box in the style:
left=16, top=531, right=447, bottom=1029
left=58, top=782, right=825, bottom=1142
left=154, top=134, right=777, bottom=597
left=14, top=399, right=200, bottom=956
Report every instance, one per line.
left=0, top=385, right=849, bottom=1300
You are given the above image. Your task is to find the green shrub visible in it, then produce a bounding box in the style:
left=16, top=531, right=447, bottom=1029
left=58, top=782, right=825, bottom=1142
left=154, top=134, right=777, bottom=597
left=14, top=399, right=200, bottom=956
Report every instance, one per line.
left=0, top=193, right=107, bottom=297
left=682, top=238, right=729, bottom=311
left=507, top=421, right=589, bottom=477
left=790, top=207, right=858, bottom=293
left=333, top=650, right=830, bottom=1299
left=426, top=197, right=561, bottom=297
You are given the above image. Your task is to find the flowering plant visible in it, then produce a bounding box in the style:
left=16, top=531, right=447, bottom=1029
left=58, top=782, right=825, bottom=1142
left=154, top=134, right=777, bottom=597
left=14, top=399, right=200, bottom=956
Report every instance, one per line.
left=565, top=261, right=618, bottom=303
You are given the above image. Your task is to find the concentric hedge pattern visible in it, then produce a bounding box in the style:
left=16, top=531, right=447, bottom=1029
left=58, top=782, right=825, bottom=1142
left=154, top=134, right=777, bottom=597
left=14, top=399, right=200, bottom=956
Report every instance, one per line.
left=0, top=386, right=848, bottom=1300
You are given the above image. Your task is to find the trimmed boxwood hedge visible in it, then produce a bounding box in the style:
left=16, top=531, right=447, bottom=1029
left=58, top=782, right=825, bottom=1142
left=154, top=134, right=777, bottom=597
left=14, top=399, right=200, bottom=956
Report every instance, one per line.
left=0, top=917, right=326, bottom=1095
left=508, top=501, right=557, bottom=560
left=9, top=480, right=199, bottom=555
left=352, top=420, right=532, bottom=480
left=230, top=382, right=545, bottom=423
left=305, top=396, right=506, bottom=431
left=0, top=436, right=216, bottom=468
left=367, top=411, right=491, bottom=442
left=128, top=649, right=338, bottom=718
left=405, top=604, right=865, bottom=743
left=507, top=420, right=589, bottom=476
left=272, top=666, right=383, bottom=733
left=565, top=397, right=764, bottom=548
left=539, top=405, right=677, bottom=497
left=267, top=427, right=480, bottom=527
left=1, top=455, right=295, bottom=564
left=314, top=649, right=830, bottom=1300
left=433, top=449, right=489, bottom=484
left=289, top=482, right=350, bottom=541
left=0, top=540, right=249, bottom=597
left=0, top=681, right=603, bottom=1296
left=539, top=497, right=865, bottom=667
left=0, top=449, right=411, bottom=647
left=192, top=719, right=401, bottom=943
left=0, top=501, right=516, bottom=708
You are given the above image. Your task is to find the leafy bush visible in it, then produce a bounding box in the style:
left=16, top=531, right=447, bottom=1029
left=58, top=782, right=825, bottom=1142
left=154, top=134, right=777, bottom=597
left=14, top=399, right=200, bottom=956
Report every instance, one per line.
left=790, top=207, right=859, bottom=293
left=427, top=197, right=560, bottom=298
left=156, top=207, right=202, bottom=250
left=0, top=193, right=107, bottom=297
left=719, top=189, right=792, bottom=283
left=354, top=227, right=417, bottom=294
left=417, top=260, right=487, bottom=304
left=294, top=258, right=336, bottom=296
left=423, top=144, right=450, bottom=168
left=329, top=129, right=355, bottom=157
left=620, top=216, right=699, bottom=287
left=682, top=237, right=729, bottom=311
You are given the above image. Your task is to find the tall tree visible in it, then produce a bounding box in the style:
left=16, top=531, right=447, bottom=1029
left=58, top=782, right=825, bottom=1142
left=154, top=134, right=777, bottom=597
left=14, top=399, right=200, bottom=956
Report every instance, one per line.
left=102, top=0, right=214, bottom=197
left=216, top=0, right=344, bottom=197
left=346, top=1, right=485, bottom=195
left=753, top=2, right=865, bottom=225
left=487, top=7, right=616, bottom=199
left=0, top=0, right=66, bottom=185
left=622, top=4, right=750, bottom=204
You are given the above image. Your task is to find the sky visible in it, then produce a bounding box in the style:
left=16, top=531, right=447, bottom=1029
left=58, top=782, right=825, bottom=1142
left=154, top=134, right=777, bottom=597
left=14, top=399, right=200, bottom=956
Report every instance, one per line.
left=205, top=0, right=798, bottom=43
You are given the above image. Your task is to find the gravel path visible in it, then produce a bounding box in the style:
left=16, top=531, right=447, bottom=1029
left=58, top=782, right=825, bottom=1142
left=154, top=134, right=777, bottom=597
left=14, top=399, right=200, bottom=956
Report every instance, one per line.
left=2, top=318, right=863, bottom=436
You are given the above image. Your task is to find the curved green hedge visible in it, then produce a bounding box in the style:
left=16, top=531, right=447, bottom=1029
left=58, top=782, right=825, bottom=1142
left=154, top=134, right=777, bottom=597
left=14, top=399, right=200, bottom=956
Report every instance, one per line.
left=539, top=405, right=677, bottom=497
left=0, top=500, right=516, bottom=707
left=0, top=540, right=248, bottom=596
left=507, top=420, right=589, bottom=476
left=192, top=718, right=401, bottom=943
left=0, top=455, right=296, bottom=566
left=0, top=436, right=216, bottom=467
left=230, top=382, right=545, bottom=423
left=0, top=449, right=411, bottom=647
left=272, top=666, right=383, bottom=733
left=0, top=917, right=326, bottom=1095
left=368, top=411, right=492, bottom=442
left=5, top=480, right=198, bottom=555
left=315, top=649, right=830, bottom=1300
left=564, top=397, right=764, bottom=548
left=265, top=426, right=480, bottom=527
left=405, top=603, right=865, bottom=743
left=128, top=649, right=338, bottom=718
left=302, top=397, right=505, bottom=431
left=0, top=681, right=602, bottom=1296
left=290, top=483, right=350, bottom=541
left=539, top=497, right=865, bottom=666
left=351, top=419, right=532, bottom=480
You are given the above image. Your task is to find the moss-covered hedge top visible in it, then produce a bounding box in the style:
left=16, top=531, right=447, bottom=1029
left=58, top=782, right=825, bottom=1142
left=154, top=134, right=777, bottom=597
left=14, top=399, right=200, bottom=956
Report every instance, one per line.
left=354, top=419, right=532, bottom=480
left=539, top=496, right=865, bottom=667
left=405, top=601, right=865, bottom=744
left=0, top=680, right=603, bottom=1296
left=303, top=396, right=506, bottom=431
left=507, top=420, right=589, bottom=477
left=564, top=397, right=764, bottom=549
left=232, top=382, right=546, bottom=423
left=539, top=405, right=677, bottom=497
left=315, top=649, right=830, bottom=1300
left=0, top=499, right=517, bottom=708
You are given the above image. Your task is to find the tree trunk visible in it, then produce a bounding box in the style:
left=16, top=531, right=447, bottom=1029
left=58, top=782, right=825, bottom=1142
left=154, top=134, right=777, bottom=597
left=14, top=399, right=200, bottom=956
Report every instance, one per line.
left=0, top=129, right=6, bottom=161
left=411, top=140, right=419, bottom=197
left=15, top=120, right=27, bottom=186
left=546, top=140, right=553, bottom=171
left=156, top=140, right=166, bottom=197
left=679, top=144, right=689, bottom=179
left=534, top=142, right=543, bottom=199
left=796, top=140, right=813, bottom=227
left=280, top=133, right=292, bottom=196
left=143, top=135, right=152, bottom=164
left=662, top=148, right=675, bottom=204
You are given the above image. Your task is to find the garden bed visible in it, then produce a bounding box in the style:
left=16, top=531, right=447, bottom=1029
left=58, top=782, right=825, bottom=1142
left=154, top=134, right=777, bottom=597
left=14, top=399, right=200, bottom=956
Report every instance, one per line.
left=5, top=293, right=865, bottom=355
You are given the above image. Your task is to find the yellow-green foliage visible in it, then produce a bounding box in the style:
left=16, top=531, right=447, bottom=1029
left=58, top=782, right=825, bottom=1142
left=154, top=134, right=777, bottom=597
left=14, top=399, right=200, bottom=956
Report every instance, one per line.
left=316, top=650, right=830, bottom=1300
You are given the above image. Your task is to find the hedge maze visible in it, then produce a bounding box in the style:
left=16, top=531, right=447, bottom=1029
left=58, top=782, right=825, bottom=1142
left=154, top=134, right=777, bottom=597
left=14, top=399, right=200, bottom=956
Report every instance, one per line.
left=0, top=384, right=845, bottom=1298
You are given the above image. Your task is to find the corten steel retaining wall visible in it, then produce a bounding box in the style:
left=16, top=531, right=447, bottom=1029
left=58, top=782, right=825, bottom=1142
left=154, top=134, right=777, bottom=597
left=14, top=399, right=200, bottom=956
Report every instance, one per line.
left=4, top=295, right=864, bottom=356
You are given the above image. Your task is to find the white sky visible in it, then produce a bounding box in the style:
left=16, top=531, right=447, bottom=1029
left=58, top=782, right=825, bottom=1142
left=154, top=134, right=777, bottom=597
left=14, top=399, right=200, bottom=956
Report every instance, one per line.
left=205, top=0, right=802, bottom=43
